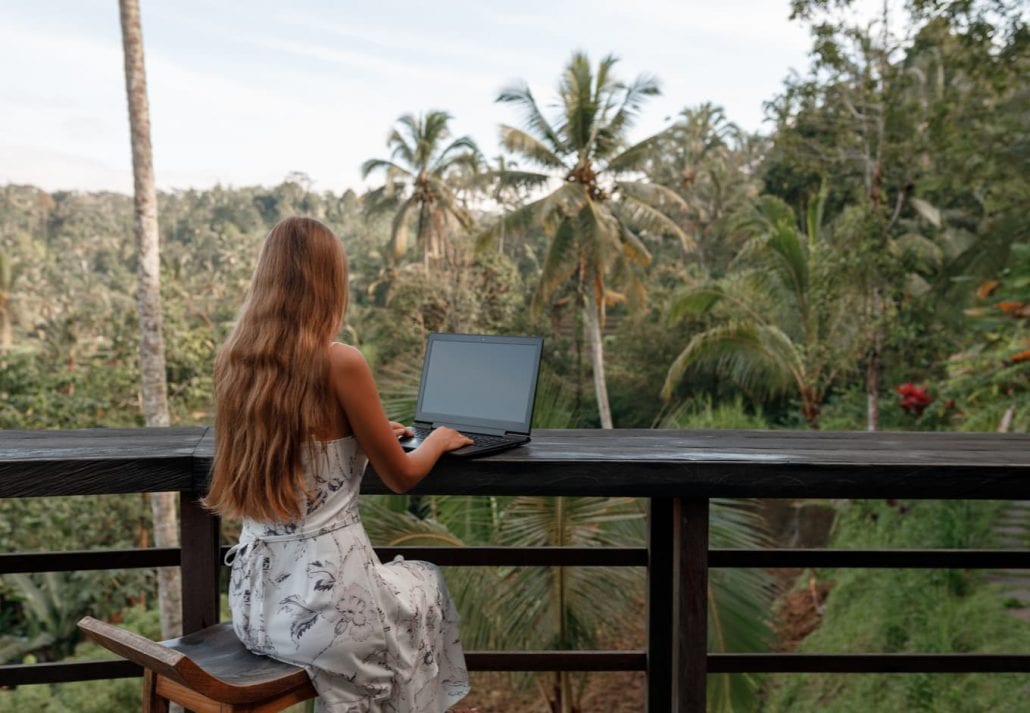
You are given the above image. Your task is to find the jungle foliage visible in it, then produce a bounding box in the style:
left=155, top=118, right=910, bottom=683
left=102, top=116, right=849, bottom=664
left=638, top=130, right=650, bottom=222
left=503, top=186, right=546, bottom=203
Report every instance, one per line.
left=0, top=1, right=1026, bottom=711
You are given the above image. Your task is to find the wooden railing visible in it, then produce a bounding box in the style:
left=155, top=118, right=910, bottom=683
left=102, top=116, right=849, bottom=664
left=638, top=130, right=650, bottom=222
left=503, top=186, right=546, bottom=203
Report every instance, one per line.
left=1, top=427, right=1029, bottom=712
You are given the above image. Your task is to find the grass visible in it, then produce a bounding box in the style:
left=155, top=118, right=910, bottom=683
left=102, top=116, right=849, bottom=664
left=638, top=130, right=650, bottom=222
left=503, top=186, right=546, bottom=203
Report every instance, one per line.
left=762, top=498, right=1030, bottom=712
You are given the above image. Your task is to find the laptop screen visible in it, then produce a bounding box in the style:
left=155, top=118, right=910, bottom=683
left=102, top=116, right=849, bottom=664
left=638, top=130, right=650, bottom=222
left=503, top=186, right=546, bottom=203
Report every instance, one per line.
left=415, top=334, right=543, bottom=432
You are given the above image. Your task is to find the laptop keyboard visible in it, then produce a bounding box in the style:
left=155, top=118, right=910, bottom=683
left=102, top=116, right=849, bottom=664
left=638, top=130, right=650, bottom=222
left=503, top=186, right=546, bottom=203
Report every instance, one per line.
left=410, top=426, right=510, bottom=447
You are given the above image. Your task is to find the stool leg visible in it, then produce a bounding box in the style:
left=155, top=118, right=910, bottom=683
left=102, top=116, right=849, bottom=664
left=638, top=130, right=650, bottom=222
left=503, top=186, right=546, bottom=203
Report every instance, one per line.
left=143, top=669, right=170, bottom=713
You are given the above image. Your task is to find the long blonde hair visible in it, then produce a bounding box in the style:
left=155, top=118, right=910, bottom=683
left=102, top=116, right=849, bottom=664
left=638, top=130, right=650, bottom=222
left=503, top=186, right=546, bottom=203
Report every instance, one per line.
left=205, top=217, right=348, bottom=522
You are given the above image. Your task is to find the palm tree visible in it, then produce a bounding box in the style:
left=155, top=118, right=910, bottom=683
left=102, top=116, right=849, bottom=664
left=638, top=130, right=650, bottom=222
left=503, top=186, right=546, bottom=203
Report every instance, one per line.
left=118, top=0, right=180, bottom=638
left=362, top=111, right=480, bottom=268
left=662, top=194, right=864, bottom=428
left=642, top=103, right=763, bottom=276
left=486, top=51, right=691, bottom=428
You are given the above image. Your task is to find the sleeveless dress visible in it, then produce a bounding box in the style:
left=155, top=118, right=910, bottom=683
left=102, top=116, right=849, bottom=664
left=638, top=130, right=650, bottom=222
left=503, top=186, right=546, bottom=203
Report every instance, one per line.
left=226, top=436, right=470, bottom=712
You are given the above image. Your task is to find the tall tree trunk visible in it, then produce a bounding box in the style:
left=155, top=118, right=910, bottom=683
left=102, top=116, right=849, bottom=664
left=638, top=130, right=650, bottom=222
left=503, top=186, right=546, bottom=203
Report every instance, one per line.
left=119, top=0, right=181, bottom=639
left=0, top=305, right=10, bottom=352
left=866, top=341, right=881, bottom=432
left=866, top=295, right=883, bottom=432
left=583, top=296, right=613, bottom=429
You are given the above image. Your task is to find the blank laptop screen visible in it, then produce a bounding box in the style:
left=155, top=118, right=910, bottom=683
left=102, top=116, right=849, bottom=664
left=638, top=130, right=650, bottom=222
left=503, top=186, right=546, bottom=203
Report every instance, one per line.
left=419, top=338, right=539, bottom=427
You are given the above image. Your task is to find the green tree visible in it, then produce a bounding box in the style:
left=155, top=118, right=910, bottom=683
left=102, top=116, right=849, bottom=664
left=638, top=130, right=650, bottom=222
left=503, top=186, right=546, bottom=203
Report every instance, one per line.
left=663, top=195, right=864, bottom=427
left=642, top=103, right=764, bottom=277
left=362, top=111, right=480, bottom=268
left=766, top=0, right=1028, bottom=429
left=486, top=51, right=690, bottom=428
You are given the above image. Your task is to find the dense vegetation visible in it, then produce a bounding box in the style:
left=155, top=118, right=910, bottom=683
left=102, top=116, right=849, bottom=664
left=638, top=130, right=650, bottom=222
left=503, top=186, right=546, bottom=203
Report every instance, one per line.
left=1, top=1, right=1026, bottom=711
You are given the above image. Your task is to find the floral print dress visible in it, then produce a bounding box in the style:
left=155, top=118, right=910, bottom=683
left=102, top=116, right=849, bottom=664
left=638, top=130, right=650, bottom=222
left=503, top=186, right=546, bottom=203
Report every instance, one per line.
left=227, top=436, right=469, bottom=712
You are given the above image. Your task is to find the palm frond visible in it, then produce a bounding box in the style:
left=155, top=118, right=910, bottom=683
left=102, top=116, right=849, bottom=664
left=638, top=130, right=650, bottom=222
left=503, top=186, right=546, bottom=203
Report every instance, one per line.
left=376, top=354, right=421, bottom=422
left=485, top=169, right=554, bottom=191
left=619, top=224, right=653, bottom=266
left=533, top=217, right=579, bottom=308
left=598, top=73, right=661, bottom=157
left=388, top=196, right=418, bottom=261
left=575, top=201, right=619, bottom=285
left=498, top=126, right=567, bottom=169
left=360, top=158, right=412, bottom=181
left=429, top=136, right=480, bottom=175
left=605, top=132, right=666, bottom=173
left=764, top=219, right=810, bottom=306
left=559, top=51, right=598, bottom=152
left=358, top=497, right=464, bottom=547
left=421, top=110, right=453, bottom=153
left=496, top=83, right=564, bottom=153
left=668, top=285, right=726, bottom=322
left=615, top=180, right=688, bottom=212
left=477, top=182, right=582, bottom=253
left=385, top=125, right=416, bottom=168
left=662, top=321, right=802, bottom=401
left=617, top=195, right=693, bottom=251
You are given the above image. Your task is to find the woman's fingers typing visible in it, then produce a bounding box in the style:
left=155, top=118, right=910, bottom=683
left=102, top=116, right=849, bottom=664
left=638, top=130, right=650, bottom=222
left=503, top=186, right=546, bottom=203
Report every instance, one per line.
left=430, top=426, right=474, bottom=451
left=389, top=421, right=413, bottom=439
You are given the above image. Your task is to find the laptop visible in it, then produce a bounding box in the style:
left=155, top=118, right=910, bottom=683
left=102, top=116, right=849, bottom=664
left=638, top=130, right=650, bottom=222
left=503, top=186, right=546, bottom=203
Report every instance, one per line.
left=398, top=333, right=544, bottom=457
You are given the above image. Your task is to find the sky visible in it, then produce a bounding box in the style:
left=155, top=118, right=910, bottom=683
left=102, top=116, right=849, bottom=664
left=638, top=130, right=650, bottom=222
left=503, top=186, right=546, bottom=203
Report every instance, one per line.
left=0, top=0, right=831, bottom=195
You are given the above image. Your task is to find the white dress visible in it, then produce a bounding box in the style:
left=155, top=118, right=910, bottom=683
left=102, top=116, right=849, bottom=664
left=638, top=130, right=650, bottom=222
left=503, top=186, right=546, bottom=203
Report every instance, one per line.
left=227, top=436, right=470, bottom=712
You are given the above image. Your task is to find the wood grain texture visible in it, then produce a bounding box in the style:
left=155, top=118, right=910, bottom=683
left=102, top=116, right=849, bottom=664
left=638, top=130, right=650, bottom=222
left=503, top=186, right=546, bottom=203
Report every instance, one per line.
left=0, top=428, right=203, bottom=497
left=6, top=427, right=1025, bottom=499
left=179, top=492, right=220, bottom=634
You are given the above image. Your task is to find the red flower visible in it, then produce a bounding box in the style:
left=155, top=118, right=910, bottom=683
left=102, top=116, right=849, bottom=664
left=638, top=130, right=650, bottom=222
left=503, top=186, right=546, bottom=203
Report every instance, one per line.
left=896, top=383, right=933, bottom=416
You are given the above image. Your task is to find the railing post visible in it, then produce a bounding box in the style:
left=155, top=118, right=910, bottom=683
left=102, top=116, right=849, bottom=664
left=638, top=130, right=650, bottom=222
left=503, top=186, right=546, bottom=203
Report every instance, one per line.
left=647, top=498, right=675, bottom=712
left=179, top=491, right=220, bottom=633
left=674, top=497, right=709, bottom=712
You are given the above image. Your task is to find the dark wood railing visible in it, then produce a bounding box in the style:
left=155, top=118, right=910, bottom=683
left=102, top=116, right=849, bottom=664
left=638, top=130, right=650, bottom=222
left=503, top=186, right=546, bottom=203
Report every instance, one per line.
left=1, top=428, right=1029, bottom=712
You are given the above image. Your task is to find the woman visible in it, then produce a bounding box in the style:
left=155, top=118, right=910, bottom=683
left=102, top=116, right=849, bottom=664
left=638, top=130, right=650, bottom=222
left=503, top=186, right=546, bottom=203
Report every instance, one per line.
left=205, top=216, right=472, bottom=712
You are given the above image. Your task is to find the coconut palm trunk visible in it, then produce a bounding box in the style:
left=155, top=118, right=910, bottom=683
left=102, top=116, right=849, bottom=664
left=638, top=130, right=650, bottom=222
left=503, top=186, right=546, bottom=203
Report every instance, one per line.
left=583, top=291, right=613, bottom=429
left=119, top=0, right=181, bottom=639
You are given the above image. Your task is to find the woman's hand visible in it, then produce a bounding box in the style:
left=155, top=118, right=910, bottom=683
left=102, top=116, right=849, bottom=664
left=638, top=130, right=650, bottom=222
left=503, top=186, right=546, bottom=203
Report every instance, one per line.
left=389, top=421, right=413, bottom=440
left=427, top=426, right=474, bottom=452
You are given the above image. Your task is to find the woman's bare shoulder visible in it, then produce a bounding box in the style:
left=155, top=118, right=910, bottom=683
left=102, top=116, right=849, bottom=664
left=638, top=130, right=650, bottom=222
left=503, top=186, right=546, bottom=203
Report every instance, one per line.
left=328, top=342, right=369, bottom=374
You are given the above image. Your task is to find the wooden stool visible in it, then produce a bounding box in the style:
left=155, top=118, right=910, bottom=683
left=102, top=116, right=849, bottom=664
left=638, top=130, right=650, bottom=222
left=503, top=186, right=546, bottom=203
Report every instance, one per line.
left=78, top=616, right=317, bottom=713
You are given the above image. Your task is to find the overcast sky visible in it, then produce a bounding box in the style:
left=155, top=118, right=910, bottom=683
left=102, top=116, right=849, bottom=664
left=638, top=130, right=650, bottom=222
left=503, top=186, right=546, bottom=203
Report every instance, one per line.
left=1, top=0, right=837, bottom=194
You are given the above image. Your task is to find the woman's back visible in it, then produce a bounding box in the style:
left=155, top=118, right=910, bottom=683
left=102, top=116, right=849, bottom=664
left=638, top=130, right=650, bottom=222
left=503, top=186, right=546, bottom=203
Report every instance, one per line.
left=211, top=218, right=471, bottom=712
left=228, top=436, right=469, bottom=712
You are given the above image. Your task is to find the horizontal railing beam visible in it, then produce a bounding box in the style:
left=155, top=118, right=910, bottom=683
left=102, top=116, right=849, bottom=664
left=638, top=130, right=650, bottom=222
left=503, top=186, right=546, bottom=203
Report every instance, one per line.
left=4, top=428, right=1029, bottom=499
left=7, top=547, right=1029, bottom=575
left=0, top=651, right=648, bottom=686
left=709, top=653, right=1030, bottom=673
left=0, top=548, right=180, bottom=574
left=0, top=660, right=141, bottom=685
left=9, top=650, right=1030, bottom=687
left=368, top=546, right=646, bottom=567
left=710, top=548, right=1030, bottom=569
left=465, top=650, right=646, bottom=671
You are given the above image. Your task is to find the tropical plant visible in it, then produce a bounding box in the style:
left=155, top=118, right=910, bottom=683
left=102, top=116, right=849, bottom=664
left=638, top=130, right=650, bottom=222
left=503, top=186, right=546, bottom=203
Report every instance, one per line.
left=362, top=111, right=480, bottom=267
left=641, top=103, right=763, bottom=277
left=484, top=51, right=692, bottom=428
left=662, top=194, right=864, bottom=427
left=2, top=573, right=84, bottom=661
left=938, top=242, right=1029, bottom=433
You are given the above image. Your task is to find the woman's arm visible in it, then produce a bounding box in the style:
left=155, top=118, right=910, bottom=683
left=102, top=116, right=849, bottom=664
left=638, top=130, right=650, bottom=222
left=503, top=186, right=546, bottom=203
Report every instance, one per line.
left=328, top=343, right=472, bottom=493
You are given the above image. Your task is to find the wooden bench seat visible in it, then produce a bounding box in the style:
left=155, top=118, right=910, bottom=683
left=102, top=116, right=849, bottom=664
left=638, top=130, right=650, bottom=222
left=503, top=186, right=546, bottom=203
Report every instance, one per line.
left=78, top=616, right=317, bottom=713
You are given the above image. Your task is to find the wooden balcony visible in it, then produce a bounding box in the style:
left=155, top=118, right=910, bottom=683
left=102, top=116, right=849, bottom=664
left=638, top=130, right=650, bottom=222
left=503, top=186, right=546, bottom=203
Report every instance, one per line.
left=1, top=427, right=1029, bottom=712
